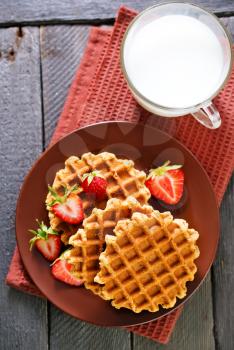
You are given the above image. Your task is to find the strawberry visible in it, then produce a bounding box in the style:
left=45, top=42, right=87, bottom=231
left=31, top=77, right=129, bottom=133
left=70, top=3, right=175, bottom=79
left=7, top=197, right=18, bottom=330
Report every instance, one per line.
left=51, top=256, right=83, bottom=286
left=145, top=161, right=184, bottom=205
left=81, top=171, right=107, bottom=200
left=29, top=220, right=61, bottom=261
left=48, top=185, right=84, bottom=225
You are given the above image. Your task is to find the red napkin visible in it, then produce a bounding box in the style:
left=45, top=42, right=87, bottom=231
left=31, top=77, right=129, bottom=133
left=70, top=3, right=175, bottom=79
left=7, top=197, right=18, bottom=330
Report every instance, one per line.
left=6, top=6, right=234, bottom=344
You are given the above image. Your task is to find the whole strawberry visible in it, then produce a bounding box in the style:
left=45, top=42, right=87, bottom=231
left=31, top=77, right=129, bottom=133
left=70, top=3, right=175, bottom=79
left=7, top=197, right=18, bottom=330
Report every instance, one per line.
left=145, top=161, right=184, bottom=205
left=29, top=220, right=61, bottom=261
left=48, top=185, right=84, bottom=225
left=81, top=171, right=107, bottom=200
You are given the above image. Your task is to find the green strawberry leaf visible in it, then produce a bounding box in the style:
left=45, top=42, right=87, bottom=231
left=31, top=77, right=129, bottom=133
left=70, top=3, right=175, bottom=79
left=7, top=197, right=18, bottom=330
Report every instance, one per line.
left=66, top=184, right=78, bottom=197
left=87, top=174, right=93, bottom=186
left=48, top=184, right=79, bottom=206
left=148, top=161, right=182, bottom=178
left=48, top=185, right=58, bottom=197
left=29, top=236, right=40, bottom=251
left=29, top=220, right=59, bottom=250
left=47, top=199, right=57, bottom=207
left=82, top=173, right=91, bottom=181
left=28, top=229, right=38, bottom=236
left=82, top=171, right=103, bottom=186
left=47, top=227, right=59, bottom=235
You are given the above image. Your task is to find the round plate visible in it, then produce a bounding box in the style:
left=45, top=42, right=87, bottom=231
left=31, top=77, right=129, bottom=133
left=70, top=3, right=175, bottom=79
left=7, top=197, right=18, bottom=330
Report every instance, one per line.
left=16, top=121, right=219, bottom=327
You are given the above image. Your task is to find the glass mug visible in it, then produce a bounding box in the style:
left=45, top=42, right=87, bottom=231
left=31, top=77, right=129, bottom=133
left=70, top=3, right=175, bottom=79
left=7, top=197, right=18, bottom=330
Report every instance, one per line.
left=121, top=2, right=233, bottom=129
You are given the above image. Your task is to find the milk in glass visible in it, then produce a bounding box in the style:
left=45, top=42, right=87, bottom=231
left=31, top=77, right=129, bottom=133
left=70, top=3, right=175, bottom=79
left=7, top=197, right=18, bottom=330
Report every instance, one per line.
left=124, top=15, right=225, bottom=109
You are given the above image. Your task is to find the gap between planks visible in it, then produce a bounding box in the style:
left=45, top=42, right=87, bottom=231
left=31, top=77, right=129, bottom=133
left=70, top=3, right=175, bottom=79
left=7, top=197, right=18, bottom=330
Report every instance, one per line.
left=0, top=10, right=233, bottom=28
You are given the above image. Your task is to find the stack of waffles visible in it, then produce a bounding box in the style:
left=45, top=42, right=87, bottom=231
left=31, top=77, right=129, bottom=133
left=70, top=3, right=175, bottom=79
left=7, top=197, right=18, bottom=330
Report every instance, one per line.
left=46, top=152, right=200, bottom=313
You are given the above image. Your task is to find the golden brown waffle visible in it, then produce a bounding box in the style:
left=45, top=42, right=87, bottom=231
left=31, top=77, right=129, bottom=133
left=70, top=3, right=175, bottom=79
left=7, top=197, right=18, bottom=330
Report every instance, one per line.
left=46, top=152, right=150, bottom=244
left=64, top=197, right=153, bottom=294
left=95, top=211, right=200, bottom=313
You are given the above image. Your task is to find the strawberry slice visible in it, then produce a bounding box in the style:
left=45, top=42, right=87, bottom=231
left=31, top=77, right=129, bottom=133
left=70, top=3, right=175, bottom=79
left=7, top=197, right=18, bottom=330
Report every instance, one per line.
left=51, top=258, right=83, bottom=286
left=145, top=161, right=184, bottom=205
left=81, top=171, right=107, bottom=200
left=48, top=185, right=84, bottom=225
left=29, top=220, right=61, bottom=261
left=52, top=194, right=84, bottom=224
left=35, top=235, right=61, bottom=261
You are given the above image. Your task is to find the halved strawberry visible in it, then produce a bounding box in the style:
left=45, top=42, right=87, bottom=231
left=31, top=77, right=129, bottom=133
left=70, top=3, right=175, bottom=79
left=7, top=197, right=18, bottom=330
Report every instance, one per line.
left=48, top=185, right=84, bottom=225
left=51, top=257, right=83, bottom=286
left=81, top=171, right=107, bottom=200
left=29, top=220, right=61, bottom=261
left=145, top=161, right=184, bottom=205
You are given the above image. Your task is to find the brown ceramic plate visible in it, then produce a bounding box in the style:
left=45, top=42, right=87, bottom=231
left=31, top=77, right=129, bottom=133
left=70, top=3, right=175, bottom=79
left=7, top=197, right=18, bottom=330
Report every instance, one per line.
left=16, top=121, right=219, bottom=327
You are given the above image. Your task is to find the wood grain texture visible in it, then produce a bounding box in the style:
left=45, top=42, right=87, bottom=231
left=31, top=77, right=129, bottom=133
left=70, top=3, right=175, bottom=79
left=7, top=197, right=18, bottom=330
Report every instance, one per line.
left=0, top=27, right=48, bottom=349
left=40, top=25, right=90, bottom=146
left=0, top=0, right=233, bottom=26
left=49, top=304, right=130, bottom=350
left=212, top=177, right=234, bottom=350
left=220, top=15, right=234, bottom=38
left=41, top=25, right=131, bottom=350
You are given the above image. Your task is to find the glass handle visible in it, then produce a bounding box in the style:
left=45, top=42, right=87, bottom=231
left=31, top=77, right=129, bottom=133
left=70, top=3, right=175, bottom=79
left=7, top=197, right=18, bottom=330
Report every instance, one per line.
left=192, top=102, right=221, bottom=129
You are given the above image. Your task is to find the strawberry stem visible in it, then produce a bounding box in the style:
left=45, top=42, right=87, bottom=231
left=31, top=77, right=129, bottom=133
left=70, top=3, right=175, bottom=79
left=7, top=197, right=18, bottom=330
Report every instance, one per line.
left=148, top=161, right=182, bottom=178
left=28, top=220, right=58, bottom=249
left=48, top=184, right=78, bottom=206
left=82, top=171, right=103, bottom=186
left=29, top=236, right=39, bottom=251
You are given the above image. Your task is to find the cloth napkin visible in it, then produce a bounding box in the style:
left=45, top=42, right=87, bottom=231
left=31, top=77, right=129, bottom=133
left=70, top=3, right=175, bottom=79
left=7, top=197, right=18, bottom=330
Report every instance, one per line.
left=6, top=6, right=234, bottom=344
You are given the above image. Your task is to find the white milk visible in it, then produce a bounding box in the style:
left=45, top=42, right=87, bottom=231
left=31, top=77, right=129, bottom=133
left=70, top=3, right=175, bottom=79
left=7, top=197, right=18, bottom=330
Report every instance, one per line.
left=124, top=15, right=225, bottom=109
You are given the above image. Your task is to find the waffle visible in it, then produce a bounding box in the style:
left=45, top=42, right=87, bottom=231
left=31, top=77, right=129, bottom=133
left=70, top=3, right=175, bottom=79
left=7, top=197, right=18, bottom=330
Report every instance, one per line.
left=94, top=211, right=200, bottom=313
left=64, top=197, right=153, bottom=294
left=46, top=152, right=150, bottom=244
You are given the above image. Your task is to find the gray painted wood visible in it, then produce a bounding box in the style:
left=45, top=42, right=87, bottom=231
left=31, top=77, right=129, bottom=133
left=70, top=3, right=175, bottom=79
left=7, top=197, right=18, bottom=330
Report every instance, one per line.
left=49, top=304, right=131, bottom=350
left=220, top=15, right=234, bottom=39
left=0, top=0, right=233, bottom=26
left=212, top=176, right=234, bottom=350
left=40, top=25, right=131, bottom=350
left=0, top=27, right=48, bottom=349
left=40, top=25, right=90, bottom=146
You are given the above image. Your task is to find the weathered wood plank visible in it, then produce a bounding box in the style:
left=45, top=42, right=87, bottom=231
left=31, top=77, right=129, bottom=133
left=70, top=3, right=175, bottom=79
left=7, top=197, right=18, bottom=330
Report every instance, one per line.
left=40, top=25, right=131, bottom=350
left=0, top=27, right=48, bottom=349
left=0, top=0, right=233, bottom=26
left=40, top=25, right=90, bottom=146
left=212, top=176, right=234, bottom=350
left=49, top=304, right=131, bottom=350
left=220, top=15, right=234, bottom=38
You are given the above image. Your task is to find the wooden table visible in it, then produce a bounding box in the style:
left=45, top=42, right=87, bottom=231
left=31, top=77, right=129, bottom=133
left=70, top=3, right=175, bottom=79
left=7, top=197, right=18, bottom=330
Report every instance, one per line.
left=0, top=1, right=233, bottom=349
